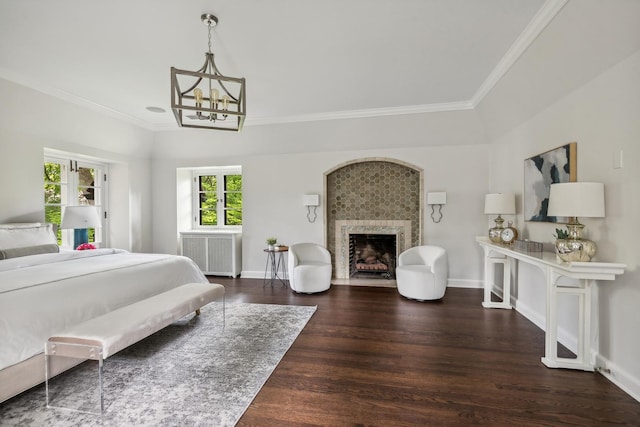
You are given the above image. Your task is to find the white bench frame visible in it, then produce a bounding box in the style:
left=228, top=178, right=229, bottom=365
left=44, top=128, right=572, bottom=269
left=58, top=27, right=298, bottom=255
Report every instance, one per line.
left=45, top=282, right=225, bottom=414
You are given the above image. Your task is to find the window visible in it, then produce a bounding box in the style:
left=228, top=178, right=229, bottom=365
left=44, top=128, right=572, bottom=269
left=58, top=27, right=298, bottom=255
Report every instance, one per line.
left=193, top=167, right=242, bottom=228
left=44, top=154, right=107, bottom=246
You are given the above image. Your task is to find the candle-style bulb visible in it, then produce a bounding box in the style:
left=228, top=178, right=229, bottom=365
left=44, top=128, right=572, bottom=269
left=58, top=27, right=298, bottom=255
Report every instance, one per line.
left=210, top=89, right=219, bottom=107
left=193, top=88, right=203, bottom=107
left=222, top=95, right=230, bottom=110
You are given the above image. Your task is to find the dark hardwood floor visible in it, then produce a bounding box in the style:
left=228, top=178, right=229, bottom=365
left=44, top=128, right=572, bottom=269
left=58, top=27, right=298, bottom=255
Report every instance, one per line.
left=209, top=277, right=640, bottom=426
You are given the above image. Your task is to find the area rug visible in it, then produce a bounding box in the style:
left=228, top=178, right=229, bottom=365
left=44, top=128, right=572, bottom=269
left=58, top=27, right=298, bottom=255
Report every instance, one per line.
left=0, top=302, right=316, bottom=426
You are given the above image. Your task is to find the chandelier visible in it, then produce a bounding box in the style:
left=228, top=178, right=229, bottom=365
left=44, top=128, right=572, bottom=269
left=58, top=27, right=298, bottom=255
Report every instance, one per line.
left=171, top=14, right=246, bottom=131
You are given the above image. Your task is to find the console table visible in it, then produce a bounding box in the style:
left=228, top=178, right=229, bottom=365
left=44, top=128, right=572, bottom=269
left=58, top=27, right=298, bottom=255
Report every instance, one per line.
left=476, top=236, right=625, bottom=371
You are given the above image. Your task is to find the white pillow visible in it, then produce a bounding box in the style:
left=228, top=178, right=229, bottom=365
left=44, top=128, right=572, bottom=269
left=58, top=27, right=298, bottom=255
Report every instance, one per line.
left=0, top=223, right=58, bottom=250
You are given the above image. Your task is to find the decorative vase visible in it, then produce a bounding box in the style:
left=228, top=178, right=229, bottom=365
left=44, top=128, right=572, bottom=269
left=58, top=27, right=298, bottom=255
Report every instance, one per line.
left=555, top=239, right=596, bottom=262
left=268, top=244, right=274, bottom=251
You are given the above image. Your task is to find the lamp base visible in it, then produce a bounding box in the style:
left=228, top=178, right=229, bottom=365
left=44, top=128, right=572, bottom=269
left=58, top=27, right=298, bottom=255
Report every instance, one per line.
left=555, top=239, right=596, bottom=262
left=73, top=228, right=89, bottom=249
left=488, top=215, right=505, bottom=244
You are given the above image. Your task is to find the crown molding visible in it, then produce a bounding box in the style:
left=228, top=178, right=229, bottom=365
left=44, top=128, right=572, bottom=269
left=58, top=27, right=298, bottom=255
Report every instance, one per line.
left=0, top=67, right=156, bottom=131
left=470, top=0, right=568, bottom=108
left=242, top=101, right=475, bottom=127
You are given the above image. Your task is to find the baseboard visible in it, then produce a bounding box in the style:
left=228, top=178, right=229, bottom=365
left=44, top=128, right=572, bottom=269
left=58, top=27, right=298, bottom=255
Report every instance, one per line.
left=514, top=297, right=578, bottom=356
left=447, top=279, right=482, bottom=289
left=490, top=286, right=579, bottom=355
left=511, top=297, right=545, bottom=330
left=240, top=270, right=265, bottom=279
left=240, top=273, right=479, bottom=289
left=594, top=354, right=640, bottom=403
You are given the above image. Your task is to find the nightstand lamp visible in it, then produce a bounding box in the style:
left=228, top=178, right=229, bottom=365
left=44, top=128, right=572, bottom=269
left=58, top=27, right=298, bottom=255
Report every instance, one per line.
left=547, top=182, right=604, bottom=262
left=484, top=193, right=516, bottom=243
left=61, top=205, right=101, bottom=248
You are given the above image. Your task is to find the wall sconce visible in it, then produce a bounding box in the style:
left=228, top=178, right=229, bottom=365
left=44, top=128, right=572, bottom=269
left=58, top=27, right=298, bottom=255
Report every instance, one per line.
left=427, top=192, right=447, bottom=223
left=303, top=194, right=320, bottom=223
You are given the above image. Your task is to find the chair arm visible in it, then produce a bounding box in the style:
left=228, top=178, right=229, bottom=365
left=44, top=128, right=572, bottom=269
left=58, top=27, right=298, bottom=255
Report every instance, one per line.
left=432, top=252, right=449, bottom=282
left=288, top=250, right=299, bottom=268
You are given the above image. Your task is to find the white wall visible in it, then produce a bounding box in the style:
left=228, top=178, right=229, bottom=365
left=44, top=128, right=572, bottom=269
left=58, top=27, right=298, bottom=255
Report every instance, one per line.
left=0, top=78, right=155, bottom=251
left=478, top=19, right=640, bottom=406
left=151, top=112, right=490, bottom=286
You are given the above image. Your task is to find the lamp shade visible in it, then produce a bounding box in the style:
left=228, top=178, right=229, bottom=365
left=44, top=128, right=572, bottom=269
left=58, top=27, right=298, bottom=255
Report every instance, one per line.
left=303, top=194, right=320, bottom=207
left=484, top=193, right=516, bottom=215
left=427, top=192, right=447, bottom=205
left=61, top=205, right=101, bottom=229
left=547, top=182, right=605, bottom=218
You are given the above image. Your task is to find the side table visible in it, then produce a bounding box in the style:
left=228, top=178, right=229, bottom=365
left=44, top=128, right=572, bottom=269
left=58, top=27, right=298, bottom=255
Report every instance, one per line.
left=263, top=246, right=289, bottom=287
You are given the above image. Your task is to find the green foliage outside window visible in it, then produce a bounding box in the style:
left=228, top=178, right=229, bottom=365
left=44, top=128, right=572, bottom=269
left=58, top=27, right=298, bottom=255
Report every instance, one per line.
left=44, top=162, right=63, bottom=243
left=197, top=173, right=242, bottom=227
left=199, top=175, right=218, bottom=225
left=224, top=174, right=242, bottom=226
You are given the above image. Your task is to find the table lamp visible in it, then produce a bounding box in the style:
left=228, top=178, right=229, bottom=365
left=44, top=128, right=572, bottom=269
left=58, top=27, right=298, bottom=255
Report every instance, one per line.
left=547, top=182, right=604, bottom=262
left=484, top=193, right=516, bottom=243
left=61, top=205, right=101, bottom=248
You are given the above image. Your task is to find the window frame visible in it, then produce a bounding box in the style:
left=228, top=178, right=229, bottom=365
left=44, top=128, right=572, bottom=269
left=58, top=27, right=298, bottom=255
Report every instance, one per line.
left=192, top=166, right=242, bottom=230
left=44, top=153, right=108, bottom=247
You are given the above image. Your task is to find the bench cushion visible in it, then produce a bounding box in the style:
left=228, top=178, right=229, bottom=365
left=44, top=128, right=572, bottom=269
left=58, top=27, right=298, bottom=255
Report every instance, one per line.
left=48, top=282, right=224, bottom=359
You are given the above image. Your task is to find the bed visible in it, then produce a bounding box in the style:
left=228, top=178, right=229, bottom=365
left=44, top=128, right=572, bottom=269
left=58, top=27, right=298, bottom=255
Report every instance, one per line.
left=0, top=223, right=209, bottom=403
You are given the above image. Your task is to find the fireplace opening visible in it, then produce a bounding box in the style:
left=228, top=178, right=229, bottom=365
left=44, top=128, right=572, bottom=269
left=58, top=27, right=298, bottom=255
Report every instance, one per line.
left=349, top=234, right=397, bottom=279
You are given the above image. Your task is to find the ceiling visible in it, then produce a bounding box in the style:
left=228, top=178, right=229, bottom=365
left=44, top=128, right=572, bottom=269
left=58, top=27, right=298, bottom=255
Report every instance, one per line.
left=0, top=0, right=556, bottom=131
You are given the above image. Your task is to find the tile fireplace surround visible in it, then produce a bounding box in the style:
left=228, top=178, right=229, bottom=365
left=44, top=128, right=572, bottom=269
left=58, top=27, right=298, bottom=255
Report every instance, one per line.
left=334, top=220, right=412, bottom=280
left=324, top=158, right=423, bottom=283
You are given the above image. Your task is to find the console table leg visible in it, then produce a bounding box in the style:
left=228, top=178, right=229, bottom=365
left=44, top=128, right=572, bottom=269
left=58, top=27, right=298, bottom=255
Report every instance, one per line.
left=542, top=274, right=595, bottom=371
left=482, top=253, right=512, bottom=309
left=543, top=268, right=559, bottom=366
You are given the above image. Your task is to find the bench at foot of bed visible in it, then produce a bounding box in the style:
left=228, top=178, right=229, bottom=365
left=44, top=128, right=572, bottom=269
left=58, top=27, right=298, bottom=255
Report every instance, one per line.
left=45, top=282, right=225, bottom=415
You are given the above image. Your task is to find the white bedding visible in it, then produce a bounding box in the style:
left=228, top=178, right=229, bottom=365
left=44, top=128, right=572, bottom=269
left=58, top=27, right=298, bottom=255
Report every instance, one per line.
left=0, top=249, right=208, bottom=371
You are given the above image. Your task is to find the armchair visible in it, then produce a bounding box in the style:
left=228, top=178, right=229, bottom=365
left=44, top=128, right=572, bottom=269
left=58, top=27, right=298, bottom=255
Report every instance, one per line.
left=396, top=245, right=448, bottom=301
left=287, top=243, right=332, bottom=294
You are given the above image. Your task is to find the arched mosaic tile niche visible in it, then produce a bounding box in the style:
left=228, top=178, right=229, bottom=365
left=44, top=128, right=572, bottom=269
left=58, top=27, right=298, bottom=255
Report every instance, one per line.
left=324, top=158, right=423, bottom=279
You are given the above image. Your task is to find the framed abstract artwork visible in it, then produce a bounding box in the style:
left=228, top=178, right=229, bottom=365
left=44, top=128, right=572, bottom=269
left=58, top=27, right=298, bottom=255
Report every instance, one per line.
left=524, top=142, right=576, bottom=222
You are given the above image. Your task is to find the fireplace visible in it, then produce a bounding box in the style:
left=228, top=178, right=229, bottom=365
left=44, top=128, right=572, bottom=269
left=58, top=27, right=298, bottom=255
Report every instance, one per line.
left=350, top=234, right=396, bottom=279
left=325, top=158, right=423, bottom=283
left=335, top=220, right=411, bottom=280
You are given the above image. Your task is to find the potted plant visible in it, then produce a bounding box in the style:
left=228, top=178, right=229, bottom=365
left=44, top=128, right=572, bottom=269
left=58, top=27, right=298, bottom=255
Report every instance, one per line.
left=553, top=227, right=569, bottom=240
left=266, top=237, right=277, bottom=250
